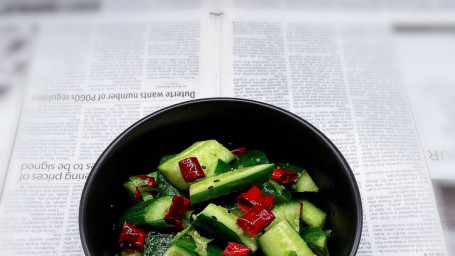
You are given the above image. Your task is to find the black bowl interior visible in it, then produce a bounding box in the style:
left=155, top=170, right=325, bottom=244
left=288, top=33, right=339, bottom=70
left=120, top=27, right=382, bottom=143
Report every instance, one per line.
left=80, top=98, right=362, bottom=256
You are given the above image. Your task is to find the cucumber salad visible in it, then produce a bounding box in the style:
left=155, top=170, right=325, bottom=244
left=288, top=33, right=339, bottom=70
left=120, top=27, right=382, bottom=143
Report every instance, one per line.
left=118, top=140, right=331, bottom=256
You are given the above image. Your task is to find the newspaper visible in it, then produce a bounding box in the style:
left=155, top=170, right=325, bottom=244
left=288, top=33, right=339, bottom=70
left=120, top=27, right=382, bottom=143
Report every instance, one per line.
left=0, top=6, right=452, bottom=256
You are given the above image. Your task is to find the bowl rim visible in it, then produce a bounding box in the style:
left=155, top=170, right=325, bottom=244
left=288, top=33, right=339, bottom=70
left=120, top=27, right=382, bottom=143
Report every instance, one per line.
left=79, top=97, right=363, bottom=255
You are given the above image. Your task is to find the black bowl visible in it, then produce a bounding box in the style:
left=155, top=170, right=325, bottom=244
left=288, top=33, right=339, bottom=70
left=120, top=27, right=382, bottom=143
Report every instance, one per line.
left=79, top=98, right=362, bottom=256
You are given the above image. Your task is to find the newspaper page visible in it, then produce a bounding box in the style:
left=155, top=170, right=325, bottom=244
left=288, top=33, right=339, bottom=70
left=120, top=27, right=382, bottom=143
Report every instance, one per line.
left=0, top=11, right=219, bottom=255
left=220, top=10, right=448, bottom=255
left=0, top=23, right=35, bottom=193
left=394, top=23, right=455, bottom=254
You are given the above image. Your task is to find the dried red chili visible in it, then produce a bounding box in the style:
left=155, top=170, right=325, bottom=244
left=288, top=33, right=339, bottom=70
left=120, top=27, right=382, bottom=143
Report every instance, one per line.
left=223, top=242, right=251, bottom=256
left=134, top=187, right=141, bottom=199
left=164, top=195, right=191, bottom=230
left=118, top=222, right=147, bottom=253
left=236, top=204, right=275, bottom=236
left=271, top=168, right=298, bottom=184
left=237, top=186, right=274, bottom=213
left=230, top=147, right=246, bottom=157
left=178, top=157, right=206, bottom=182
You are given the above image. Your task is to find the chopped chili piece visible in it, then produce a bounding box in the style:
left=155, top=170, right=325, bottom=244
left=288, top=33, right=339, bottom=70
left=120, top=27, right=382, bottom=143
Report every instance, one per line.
left=136, top=175, right=151, bottom=180
left=230, top=147, right=246, bottom=157
left=237, top=186, right=274, bottom=213
left=134, top=187, right=141, bottom=199
left=271, top=168, right=298, bottom=184
left=118, top=222, right=147, bottom=253
left=237, top=205, right=275, bottom=236
left=164, top=195, right=191, bottom=230
left=223, top=242, right=251, bottom=256
left=178, top=157, right=206, bottom=182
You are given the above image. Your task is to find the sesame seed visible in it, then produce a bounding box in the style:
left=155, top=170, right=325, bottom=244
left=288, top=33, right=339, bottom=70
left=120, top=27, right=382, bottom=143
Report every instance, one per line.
left=208, top=186, right=213, bottom=190
left=201, top=165, right=206, bottom=169
left=211, top=215, right=217, bottom=220
left=214, top=179, right=220, bottom=183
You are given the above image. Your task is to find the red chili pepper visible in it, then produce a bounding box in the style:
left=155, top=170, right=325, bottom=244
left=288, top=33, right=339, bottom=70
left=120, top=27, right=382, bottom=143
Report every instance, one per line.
left=223, top=242, right=251, bottom=256
left=164, top=195, right=191, bottom=230
left=134, top=187, right=142, bottom=199
left=271, top=168, right=298, bottom=184
left=178, top=157, right=206, bottom=182
left=118, top=222, right=147, bottom=253
left=230, top=147, right=246, bottom=157
left=237, top=204, right=275, bottom=236
left=237, top=186, right=274, bottom=213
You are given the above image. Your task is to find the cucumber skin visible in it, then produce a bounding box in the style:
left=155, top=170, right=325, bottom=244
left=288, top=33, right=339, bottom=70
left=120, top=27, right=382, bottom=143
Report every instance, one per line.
left=192, top=204, right=258, bottom=252
left=259, top=180, right=292, bottom=205
left=230, top=149, right=269, bottom=169
left=190, top=164, right=274, bottom=204
left=300, top=227, right=330, bottom=256
left=120, top=196, right=173, bottom=227
left=214, top=159, right=232, bottom=175
left=192, top=213, right=241, bottom=244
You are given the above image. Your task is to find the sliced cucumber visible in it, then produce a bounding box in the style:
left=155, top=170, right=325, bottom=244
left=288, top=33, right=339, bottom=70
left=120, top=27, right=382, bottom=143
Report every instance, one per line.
left=156, top=171, right=181, bottom=197
left=121, top=252, right=143, bottom=256
left=259, top=180, right=292, bottom=205
left=259, top=220, right=315, bottom=256
left=300, top=227, right=331, bottom=256
left=276, top=163, right=318, bottom=192
left=158, top=140, right=234, bottom=190
left=189, top=164, right=274, bottom=204
left=295, top=172, right=318, bottom=192
left=144, top=229, right=175, bottom=256
left=230, top=149, right=269, bottom=169
left=120, top=196, right=173, bottom=227
left=266, top=201, right=301, bottom=232
left=192, top=204, right=258, bottom=252
left=163, top=244, right=195, bottom=256
left=164, top=238, right=223, bottom=256
left=300, top=200, right=326, bottom=228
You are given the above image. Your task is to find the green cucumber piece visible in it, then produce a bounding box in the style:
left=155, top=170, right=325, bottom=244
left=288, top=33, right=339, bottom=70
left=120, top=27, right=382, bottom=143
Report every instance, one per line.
left=276, top=163, right=318, bottom=192
left=192, top=204, right=258, bottom=252
left=124, top=172, right=158, bottom=202
left=189, top=164, right=274, bottom=204
left=121, top=252, right=143, bottom=256
left=164, top=244, right=195, bottom=256
left=158, top=140, right=234, bottom=190
left=300, top=200, right=326, bottom=228
left=300, top=227, right=331, bottom=256
left=189, top=230, right=213, bottom=256
left=214, top=159, right=231, bottom=175
left=165, top=238, right=223, bottom=256
left=258, top=220, right=315, bottom=256
left=120, top=196, right=173, bottom=227
left=231, top=149, right=269, bottom=169
left=266, top=201, right=301, bottom=232
left=259, top=180, right=292, bottom=205
left=144, top=229, right=175, bottom=256
left=156, top=171, right=181, bottom=196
